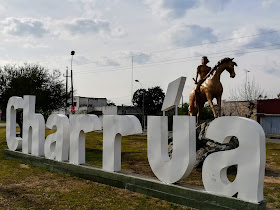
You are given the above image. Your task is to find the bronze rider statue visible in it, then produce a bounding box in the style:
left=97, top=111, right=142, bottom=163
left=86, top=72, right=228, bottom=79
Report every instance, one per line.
left=194, top=56, right=212, bottom=105
left=195, top=56, right=211, bottom=89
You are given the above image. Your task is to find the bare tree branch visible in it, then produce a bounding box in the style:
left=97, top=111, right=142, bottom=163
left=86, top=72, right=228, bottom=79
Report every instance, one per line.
left=224, top=77, right=267, bottom=119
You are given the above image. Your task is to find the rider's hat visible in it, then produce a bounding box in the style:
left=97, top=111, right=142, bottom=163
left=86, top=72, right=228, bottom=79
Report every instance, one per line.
left=202, top=56, right=209, bottom=64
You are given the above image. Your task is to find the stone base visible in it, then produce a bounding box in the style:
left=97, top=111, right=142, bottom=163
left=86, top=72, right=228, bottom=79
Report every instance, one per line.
left=4, top=149, right=266, bottom=210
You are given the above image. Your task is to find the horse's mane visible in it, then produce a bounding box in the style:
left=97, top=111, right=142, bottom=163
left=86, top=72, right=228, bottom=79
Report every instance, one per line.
left=212, top=57, right=233, bottom=71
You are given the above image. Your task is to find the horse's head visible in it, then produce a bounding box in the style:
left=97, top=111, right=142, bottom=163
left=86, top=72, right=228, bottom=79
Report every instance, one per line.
left=226, top=58, right=237, bottom=78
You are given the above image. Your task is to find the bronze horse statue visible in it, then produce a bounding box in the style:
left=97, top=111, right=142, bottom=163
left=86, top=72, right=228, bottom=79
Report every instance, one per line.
left=188, top=58, right=237, bottom=124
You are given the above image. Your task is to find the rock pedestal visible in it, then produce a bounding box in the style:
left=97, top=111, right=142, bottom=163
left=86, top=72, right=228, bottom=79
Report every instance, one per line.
left=168, top=121, right=239, bottom=167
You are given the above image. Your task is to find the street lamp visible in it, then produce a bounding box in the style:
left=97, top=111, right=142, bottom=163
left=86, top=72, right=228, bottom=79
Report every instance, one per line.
left=71, top=51, right=75, bottom=113
left=135, top=80, right=145, bottom=129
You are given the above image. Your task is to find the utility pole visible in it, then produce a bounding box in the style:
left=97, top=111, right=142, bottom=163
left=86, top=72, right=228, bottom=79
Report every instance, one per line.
left=71, top=51, right=75, bottom=112
left=63, top=66, right=70, bottom=114
left=142, top=90, right=145, bottom=128
left=244, top=69, right=250, bottom=100
left=135, top=79, right=145, bottom=129
left=131, top=56, right=134, bottom=104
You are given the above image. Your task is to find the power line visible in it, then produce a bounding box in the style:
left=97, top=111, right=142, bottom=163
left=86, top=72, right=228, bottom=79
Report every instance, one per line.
left=74, top=43, right=280, bottom=75
left=146, top=29, right=280, bottom=54
left=133, top=45, right=280, bottom=70
left=73, top=67, right=131, bottom=75
left=73, top=28, right=280, bottom=66
left=75, top=46, right=280, bottom=75
left=132, top=45, right=280, bottom=72
left=131, top=43, right=280, bottom=68
left=77, top=42, right=280, bottom=74
left=77, top=64, right=131, bottom=72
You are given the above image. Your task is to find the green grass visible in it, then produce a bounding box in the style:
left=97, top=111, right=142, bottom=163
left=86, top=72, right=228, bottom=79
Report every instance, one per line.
left=84, top=132, right=153, bottom=176
left=266, top=142, right=280, bottom=168
left=1, top=127, right=280, bottom=209
left=0, top=128, right=190, bottom=209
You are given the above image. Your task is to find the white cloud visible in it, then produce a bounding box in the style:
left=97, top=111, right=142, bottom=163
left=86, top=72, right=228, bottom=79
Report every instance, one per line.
left=144, top=0, right=197, bottom=19
left=23, top=43, right=49, bottom=49
left=231, top=26, right=280, bottom=48
left=96, top=57, right=120, bottom=67
left=0, top=16, right=126, bottom=40
left=110, top=26, right=127, bottom=38
left=161, top=24, right=218, bottom=47
left=200, top=0, right=231, bottom=12
left=120, top=51, right=152, bottom=64
left=0, top=3, right=5, bottom=13
left=79, top=0, right=99, bottom=17
left=72, top=55, right=94, bottom=66
left=132, top=52, right=151, bottom=64
left=262, top=0, right=278, bottom=8
left=266, top=67, right=280, bottom=77
left=72, top=56, right=121, bottom=67
left=62, top=18, right=126, bottom=38
left=257, top=54, right=280, bottom=77
left=144, top=0, right=232, bottom=19
left=76, top=50, right=151, bottom=68
left=1, top=17, right=48, bottom=38
left=64, top=18, right=110, bottom=34
left=1, top=1, right=279, bottom=102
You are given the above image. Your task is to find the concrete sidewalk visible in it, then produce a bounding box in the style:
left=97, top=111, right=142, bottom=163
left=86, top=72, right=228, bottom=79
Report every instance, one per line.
left=266, top=134, right=280, bottom=143
left=267, top=138, right=280, bottom=144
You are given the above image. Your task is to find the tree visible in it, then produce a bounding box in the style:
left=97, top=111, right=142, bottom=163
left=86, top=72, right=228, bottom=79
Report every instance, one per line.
left=0, top=63, right=67, bottom=119
left=106, top=99, right=116, bottom=106
left=230, top=77, right=266, bottom=101
left=179, top=103, right=214, bottom=121
left=178, top=103, right=189, bottom=115
left=132, top=86, right=165, bottom=115
left=227, top=77, right=266, bottom=118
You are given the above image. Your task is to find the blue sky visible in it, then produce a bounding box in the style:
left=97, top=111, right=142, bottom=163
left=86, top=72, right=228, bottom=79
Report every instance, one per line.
left=0, top=0, right=280, bottom=105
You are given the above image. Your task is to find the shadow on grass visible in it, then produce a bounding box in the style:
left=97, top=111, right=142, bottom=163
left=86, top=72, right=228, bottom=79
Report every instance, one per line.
left=265, top=168, right=280, bottom=177
left=85, top=148, right=154, bottom=176
left=85, top=148, right=102, bottom=167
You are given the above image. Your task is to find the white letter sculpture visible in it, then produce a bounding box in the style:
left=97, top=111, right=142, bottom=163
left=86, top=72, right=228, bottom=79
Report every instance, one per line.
left=45, top=114, right=70, bottom=161
left=147, top=116, right=196, bottom=184
left=6, top=96, right=24, bottom=151
left=102, top=115, right=142, bottom=172
left=69, top=114, right=101, bottom=165
left=22, top=95, right=45, bottom=156
left=202, top=117, right=266, bottom=203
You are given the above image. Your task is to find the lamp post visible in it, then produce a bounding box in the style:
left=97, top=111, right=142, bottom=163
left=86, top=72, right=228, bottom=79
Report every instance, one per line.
left=135, top=80, right=145, bottom=129
left=71, top=51, right=75, bottom=113
left=63, top=66, right=70, bottom=115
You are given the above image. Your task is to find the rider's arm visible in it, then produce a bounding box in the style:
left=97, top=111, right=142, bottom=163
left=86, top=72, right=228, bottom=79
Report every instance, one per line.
left=195, top=66, right=200, bottom=84
left=208, top=66, right=212, bottom=75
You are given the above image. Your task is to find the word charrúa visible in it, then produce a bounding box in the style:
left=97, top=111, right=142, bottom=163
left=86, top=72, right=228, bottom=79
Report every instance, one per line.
left=6, top=95, right=265, bottom=204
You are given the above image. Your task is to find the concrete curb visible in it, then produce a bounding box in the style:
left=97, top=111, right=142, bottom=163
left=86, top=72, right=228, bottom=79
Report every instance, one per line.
left=4, top=149, right=266, bottom=210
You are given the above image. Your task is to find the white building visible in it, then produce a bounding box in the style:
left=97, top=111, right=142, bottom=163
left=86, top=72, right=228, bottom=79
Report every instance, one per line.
left=71, top=96, right=141, bottom=116
left=73, top=96, right=107, bottom=114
